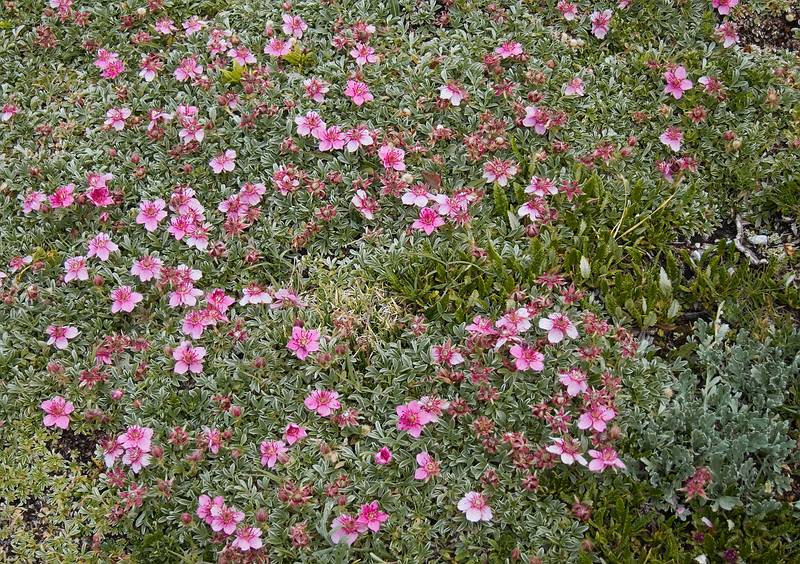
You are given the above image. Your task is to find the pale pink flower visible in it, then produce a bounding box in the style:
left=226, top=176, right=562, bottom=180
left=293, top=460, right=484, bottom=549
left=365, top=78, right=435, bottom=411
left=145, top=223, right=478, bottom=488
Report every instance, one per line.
left=46, top=325, right=79, bottom=349
left=130, top=255, right=163, bottom=282
left=664, top=66, right=693, bottom=100
left=411, top=207, right=445, bottom=235
left=283, top=423, right=307, bottom=445
left=557, top=0, right=579, bottom=20
left=232, top=527, right=263, bottom=551
left=173, top=340, right=206, bottom=374
left=482, top=158, right=518, bottom=186
left=356, top=501, right=389, bottom=533
left=590, top=9, right=613, bottom=39
left=227, top=47, right=257, bottom=65
left=588, top=447, right=626, bottom=472
left=182, top=16, right=207, bottom=36
left=546, top=437, right=587, bottom=465
left=559, top=369, right=589, bottom=397
left=509, top=343, right=545, bottom=371
left=1, top=103, right=18, bottom=121
left=182, top=310, right=208, bottom=339
left=522, top=106, right=551, bottom=134
left=350, top=43, right=377, bottom=65
left=87, top=233, right=119, bottom=261
left=401, top=184, right=431, bottom=207
left=414, top=451, right=440, bottom=481
left=352, top=189, right=378, bottom=219
left=303, top=77, right=329, bottom=103
left=538, top=313, right=578, bottom=343
left=239, top=283, right=272, bottom=306
left=318, top=125, right=346, bottom=151
left=169, top=284, right=203, bottom=308
left=122, top=447, right=151, bottom=473
left=344, top=126, right=374, bottom=152
left=64, top=256, right=89, bottom=282
left=715, top=22, right=739, bottom=48
left=374, top=447, right=393, bottom=465
left=197, top=495, right=224, bottom=525
left=526, top=176, right=558, bottom=196
left=344, top=79, right=373, bottom=106
left=210, top=150, right=236, bottom=174
left=110, top=286, right=143, bottom=313
left=439, top=82, right=466, bottom=106
left=104, top=107, right=131, bottom=131
left=563, top=77, right=585, bottom=96
left=154, top=18, right=177, bottom=35
left=660, top=127, right=683, bottom=152
left=281, top=13, right=308, bottom=38
left=287, top=326, right=321, bottom=360
left=259, top=440, right=288, bottom=468
left=431, top=341, right=464, bottom=366
left=40, top=396, right=74, bottom=429
left=304, top=390, right=341, bottom=417
left=458, top=492, right=492, bottom=522
left=136, top=198, right=167, bottom=231
left=330, top=514, right=360, bottom=546
left=22, top=191, right=46, bottom=213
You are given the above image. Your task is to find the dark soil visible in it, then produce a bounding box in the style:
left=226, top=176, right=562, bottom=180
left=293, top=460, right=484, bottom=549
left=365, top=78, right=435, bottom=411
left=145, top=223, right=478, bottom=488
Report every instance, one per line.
left=47, top=428, right=99, bottom=466
left=735, top=7, right=800, bottom=52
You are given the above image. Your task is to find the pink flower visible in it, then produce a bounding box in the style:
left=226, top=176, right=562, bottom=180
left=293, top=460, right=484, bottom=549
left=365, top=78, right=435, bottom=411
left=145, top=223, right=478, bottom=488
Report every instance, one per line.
left=110, top=286, right=143, bottom=313
left=182, top=16, right=207, bottom=36
left=578, top=404, right=616, bottom=433
left=169, top=284, right=204, bottom=308
left=259, top=440, right=288, bottom=468
left=1, top=103, right=18, bottom=121
left=588, top=447, right=626, bottom=472
left=563, top=77, right=585, bottom=96
left=87, top=232, right=119, bottom=261
left=318, top=125, right=346, bottom=151
left=401, top=184, right=431, bottom=207
left=439, top=82, right=466, bottom=106
left=546, top=437, right=587, bottom=466
left=136, top=199, right=167, bottom=231
left=396, top=401, right=434, bottom=438
left=287, top=326, right=321, bottom=360
left=211, top=504, right=244, bottom=536
left=559, top=369, right=589, bottom=397
left=495, top=41, right=523, bottom=59
left=411, top=207, right=446, bottom=235
left=374, top=447, right=393, bottom=465
left=49, top=184, right=75, bottom=209
left=350, top=42, right=378, bottom=65
left=63, top=256, right=89, bottom=282
left=663, top=65, right=693, bottom=100
left=197, top=494, right=224, bottom=524
left=40, top=396, right=74, bottom=429
left=228, top=47, right=257, bottom=66
left=23, top=191, right=46, bottom=213
left=210, top=150, right=236, bottom=174
left=483, top=158, right=518, bottom=186
left=509, top=343, right=544, bottom=371
left=130, top=255, right=163, bottom=282
left=304, top=390, right=341, bottom=417
left=303, top=77, right=329, bottom=102
left=715, top=22, right=739, bottom=48
left=173, top=341, right=206, bottom=374
left=522, top=106, right=551, bottom=134
left=330, top=514, right=360, bottom=546
left=294, top=111, right=326, bottom=137
left=356, top=501, right=389, bottom=533
left=378, top=145, right=406, bottom=171
left=344, top=79, right=373, bottom=106
left=352, top=189, right=379, bottom=219
left=104, top=107, right=131, bottom=131
left=414, top=451, right=440, bottom=481
left=239, top=284, right=272, bottom=306
left=86, top=172, right=114, bottom=208
left=660, top=127, right=683, bottom=152
left=281, top=13, right=308, bottom=38
left=590, top=9, right=613, bottom=39
left=457, top=492, right=492, bottom=522
left=122, top=446, right=151, bottom=473
left=232, top=527, right=263, bottom=551
left=558, top=0, right=579, bottom=20
left=344, top=126, right=374, bottom=152
left=174, top=56, right=203, bottom=82
left=46, top=325, right=79, bottom=350
left=264, top=37, right=293, bottom=57
left=526, top=176, right=558, bottom=196
left=182, top=310, right=208, bottom=339
left=117, top=425, right=153, bottom=451
left=431, top=341, right=464, bottom=366
left=283, top=423, right=308, bottom=446
left=712, top=0, right=738, bottom=15
left=538, top=313, right=578, bottom=343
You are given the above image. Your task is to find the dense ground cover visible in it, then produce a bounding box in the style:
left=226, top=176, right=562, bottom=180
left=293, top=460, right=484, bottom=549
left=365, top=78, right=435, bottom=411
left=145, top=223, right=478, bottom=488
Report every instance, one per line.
left=0, top=0, right=798, bottom=562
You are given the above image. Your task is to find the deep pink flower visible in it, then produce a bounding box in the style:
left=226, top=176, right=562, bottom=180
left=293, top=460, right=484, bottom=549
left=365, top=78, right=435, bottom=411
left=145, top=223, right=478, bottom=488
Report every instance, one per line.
left=588, top=447, right=626, bottom=472
left=396, top=401, right=434, bottom=438
left=378, top=145, right=406, bottom=171
left=356, top=501, right=389, bottom=533
left=374, top=447, right=393, bottom=465
left=664, top=66, right=693, bottom=100
left=344, top=79, right=373, bottom=106
left=712, top=0, right=738, bottom=15
left=283, top=423, right=307, bottom=445
left=117, top=425, right=154, bottom=451
left=136, top=199, right=167, bottom=231
left=287, top=326, right=321, bottom=360
left=350, top=43, right=377, bottom=65
left=110, top=286, right=143, bottom=313
left=411, top=207, right=445, bottom=235
left=40, top=396, right=74, bottom=429
left=259, top=440, right=288, bottom=468
left=210, top=503, right=244, bottom=536
left=509, top=343, right=544, bottom=372
left=578, top=404, right=616, bottom=432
